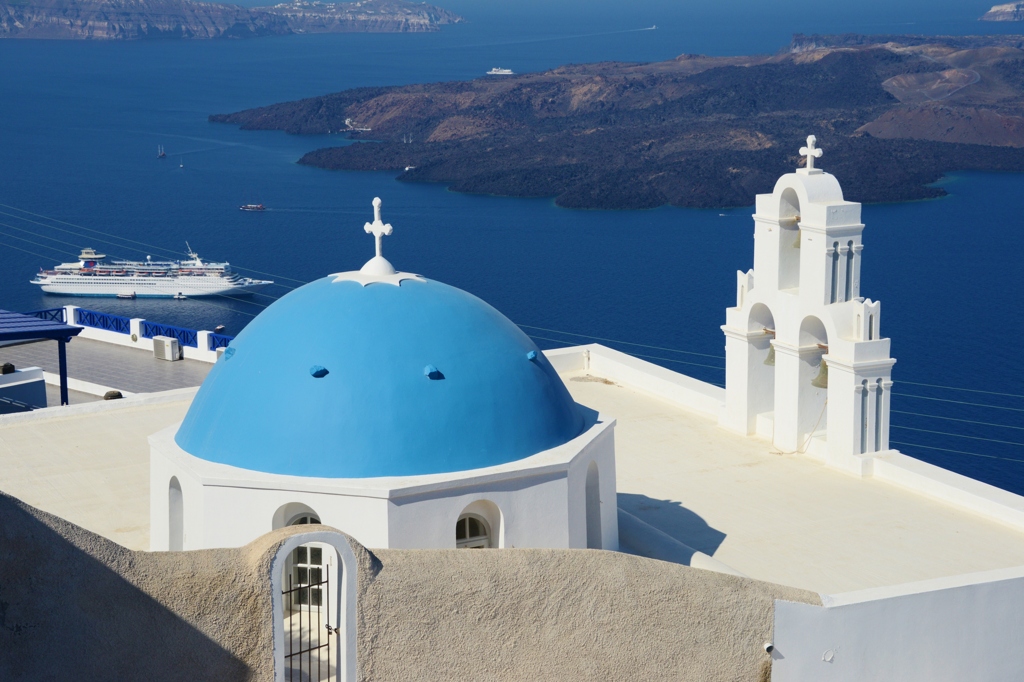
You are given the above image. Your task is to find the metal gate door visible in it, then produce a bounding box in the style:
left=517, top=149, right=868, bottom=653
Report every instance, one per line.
left=283, top=544, right=336, bottom=682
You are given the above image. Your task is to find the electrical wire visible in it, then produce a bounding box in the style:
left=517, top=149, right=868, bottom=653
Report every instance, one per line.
left=891, top=441, right=1024, bottom=465
left=1, top=214, right=288, bottom=301
left=0, top=228, right=81, bottom=258
left=517, top=323, right=725, bottom=359
left=890, top=410, right=1024, bottom=432
left=890, top=424, right=1024, bottom=447
left=0, top=239, right=70, bottom=262
left=897, top=380, right=1024, bottom=400
left=892, top=393, right=1024, bottom=413
left=4, top=205, right=1022, bottom=408
left=528, top=331, right=729, bottom=368
left=0, top=203, right=309, bottom=286
left=1, top=217, right=281, bottom=312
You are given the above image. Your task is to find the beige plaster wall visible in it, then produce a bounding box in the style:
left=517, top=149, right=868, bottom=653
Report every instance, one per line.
left=0, top=491, right=818, bottom=681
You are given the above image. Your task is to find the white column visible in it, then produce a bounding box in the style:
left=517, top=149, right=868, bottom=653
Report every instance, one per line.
left=852, top=243, right=864, bottom=299
left=856, top=382, right=868, bottom=454
left=772, top=342, right=802, bottom=452
left=825, top=245, right=837, bottom=305
left=721, top=327, right=755, bottom=435
left=130, top=318, right=144, bottom=343
left=879, top=380, right=893, bottom=451
left=837, top=244, right=850, bottom=302
left=866, top=381, right=880, bottom=454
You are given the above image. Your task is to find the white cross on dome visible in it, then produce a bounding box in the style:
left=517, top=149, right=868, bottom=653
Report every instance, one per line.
left=365, top=197, right=393, bottom=261
left=330, top=196, right=424, bottom=287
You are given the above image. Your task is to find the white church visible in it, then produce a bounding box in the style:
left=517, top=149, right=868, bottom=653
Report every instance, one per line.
left=3, top=137, right=1024, bottom=682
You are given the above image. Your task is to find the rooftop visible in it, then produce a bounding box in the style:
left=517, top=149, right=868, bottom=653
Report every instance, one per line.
left=0, top=337, right=211, bottom=397
left=2, top=342, right=1024, bottom=595
left=562, top=364, right=1024, bottom=594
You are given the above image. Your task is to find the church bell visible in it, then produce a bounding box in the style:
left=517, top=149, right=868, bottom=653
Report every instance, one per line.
left=810, top=358, right=828, bottom=388
left=764, top=345, right=775, bottom=366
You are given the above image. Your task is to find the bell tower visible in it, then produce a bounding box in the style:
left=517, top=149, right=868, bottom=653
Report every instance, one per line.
left=720, top=137, right=896, bottom=471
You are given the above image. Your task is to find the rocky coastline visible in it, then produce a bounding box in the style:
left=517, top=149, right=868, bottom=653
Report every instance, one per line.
left=211, top=35, right=1024, bottom=209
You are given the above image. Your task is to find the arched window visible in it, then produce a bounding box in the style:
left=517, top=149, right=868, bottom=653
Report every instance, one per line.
left=585, top=462, right=602, bottom=549
left=456, top=514, right=491, bottom=549
left=778, top=188, right=801, bottom=291
left=168, top=477, right=183, bottom=551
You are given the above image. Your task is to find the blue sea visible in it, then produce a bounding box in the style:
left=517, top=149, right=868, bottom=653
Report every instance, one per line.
left=1, top=0, right=1022, bottom=491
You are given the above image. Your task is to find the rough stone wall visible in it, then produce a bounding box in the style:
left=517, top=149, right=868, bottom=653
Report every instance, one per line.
left=0, top=490, right=818, bottom=681
left=0, top=491, right=283, bottom=681
left=361, top=549, right=818, bottom=682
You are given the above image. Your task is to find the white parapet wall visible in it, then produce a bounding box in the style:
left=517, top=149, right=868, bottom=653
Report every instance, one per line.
left=545, top=343, right=1024, bottom=535
left=544, top=344, right=725, bottom=419
left=0, top=367, right=47, bottom=412
left=771, top=566, right=1024, bottom=681
left=64, top=305, right=221, bottom=363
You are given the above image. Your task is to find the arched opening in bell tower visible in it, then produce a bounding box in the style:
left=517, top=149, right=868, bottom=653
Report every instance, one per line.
left=798, top=316, right=829, bottom=447
left=747, top=303, right=776, bottom=426
left=778, top=188, right=802, bottom=291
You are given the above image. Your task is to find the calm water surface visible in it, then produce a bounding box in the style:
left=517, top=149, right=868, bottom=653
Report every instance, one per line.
left=0, top=0, right=1021, bottom=491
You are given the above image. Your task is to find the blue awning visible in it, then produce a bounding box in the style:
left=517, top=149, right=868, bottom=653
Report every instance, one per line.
left=0, top=309, right=82, bottom=343
left=0, top=309, right=83, bottom=406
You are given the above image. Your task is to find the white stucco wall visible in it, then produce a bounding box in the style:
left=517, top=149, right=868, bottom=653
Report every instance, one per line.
left=387, top=474, right=569, bottom=549
left=149, top=418, right=617, bottom=553
left=771, top=567, right=1024, bottom=681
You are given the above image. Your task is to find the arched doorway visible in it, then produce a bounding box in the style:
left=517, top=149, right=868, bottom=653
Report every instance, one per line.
left=585, top=461, right=602, bottom=549
left=279, top=511, right=334, bottom=680
left=272, top=530, right=358, bottom=682
left=168, top=477, right=183, bottom=551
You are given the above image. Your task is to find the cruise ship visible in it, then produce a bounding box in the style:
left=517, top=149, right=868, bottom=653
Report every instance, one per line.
left=31, top=247, right=273, bottom=298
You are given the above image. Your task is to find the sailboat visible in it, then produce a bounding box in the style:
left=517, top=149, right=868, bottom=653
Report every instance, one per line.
left=158, top=145, right=166, bottom=158
left=179, top=157, right=184, bottom=169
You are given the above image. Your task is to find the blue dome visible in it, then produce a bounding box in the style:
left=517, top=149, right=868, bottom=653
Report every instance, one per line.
left=175, top=276, right=584, bottom=478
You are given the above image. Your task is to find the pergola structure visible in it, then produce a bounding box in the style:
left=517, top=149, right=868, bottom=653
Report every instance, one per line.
left=0, top=310, right=83, bottom=406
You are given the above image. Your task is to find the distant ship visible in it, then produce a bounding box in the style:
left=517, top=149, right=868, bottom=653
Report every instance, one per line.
left=487, top=67, right=514, bottom=75
left=239, top=204, right=266, bottom=212
left=31, top=246, right=272, bottom=298
left=157, top=145, right=166, bottom=158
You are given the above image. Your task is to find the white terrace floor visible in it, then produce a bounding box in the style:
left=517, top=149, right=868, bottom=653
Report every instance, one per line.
left=3, top=355, right=1024, bottom=595
left=561, top=369, right=1024, bottom=594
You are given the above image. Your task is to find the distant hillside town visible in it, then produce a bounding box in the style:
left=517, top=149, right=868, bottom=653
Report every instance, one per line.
left=0, top=0, right=462, bottom=40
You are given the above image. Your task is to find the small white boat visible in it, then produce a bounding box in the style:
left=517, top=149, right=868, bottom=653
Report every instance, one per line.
left=116, top=292, right=136, bottom=300
left=173, top=293, right=187, bottom=300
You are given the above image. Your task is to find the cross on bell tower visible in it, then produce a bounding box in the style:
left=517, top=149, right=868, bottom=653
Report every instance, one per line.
left=798, top=135, right=823, bottom=175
